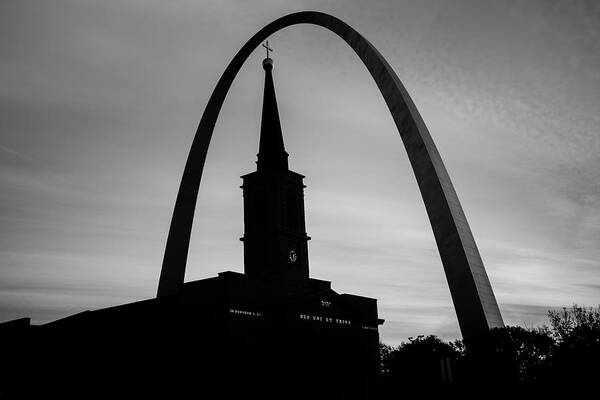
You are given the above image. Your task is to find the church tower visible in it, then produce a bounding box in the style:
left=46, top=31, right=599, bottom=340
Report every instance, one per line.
left=241, top=56, right=310, bottom=283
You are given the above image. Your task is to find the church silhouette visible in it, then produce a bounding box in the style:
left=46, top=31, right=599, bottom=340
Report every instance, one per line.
left=0, top=56, right=383, bottom=399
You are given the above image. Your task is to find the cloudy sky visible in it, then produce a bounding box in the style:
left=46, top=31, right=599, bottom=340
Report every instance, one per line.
left=1, top=0, right=598, bottom=344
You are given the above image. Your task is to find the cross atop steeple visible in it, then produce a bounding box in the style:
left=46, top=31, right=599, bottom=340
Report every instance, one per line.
left=262, top=40, right=273, bottom=59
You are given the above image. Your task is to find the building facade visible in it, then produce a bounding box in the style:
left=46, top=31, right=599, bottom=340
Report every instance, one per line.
left=0, top=56, right=383, bottom=399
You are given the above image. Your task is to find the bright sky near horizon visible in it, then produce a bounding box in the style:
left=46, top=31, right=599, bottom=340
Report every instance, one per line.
left=1, top=0, right=599, bottom=345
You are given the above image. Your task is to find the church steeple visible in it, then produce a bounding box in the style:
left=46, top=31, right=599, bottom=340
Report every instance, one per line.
left=257, top=57, right=289, bottom=172
left=240, top=49, right=310, bottom=283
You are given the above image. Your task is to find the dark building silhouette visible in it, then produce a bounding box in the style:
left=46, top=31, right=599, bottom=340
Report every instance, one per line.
left=0, top=56, right=383, bottom=399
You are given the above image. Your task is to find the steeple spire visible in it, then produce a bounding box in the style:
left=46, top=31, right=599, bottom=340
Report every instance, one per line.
left=257, top=54, right=289, bottom=172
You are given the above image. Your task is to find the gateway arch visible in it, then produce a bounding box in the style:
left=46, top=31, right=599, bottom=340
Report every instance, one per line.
left=156, top=11, right=504, bottom=342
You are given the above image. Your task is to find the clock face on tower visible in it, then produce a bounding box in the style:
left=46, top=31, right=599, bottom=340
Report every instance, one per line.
left=288, top=250, right=297, bottom=263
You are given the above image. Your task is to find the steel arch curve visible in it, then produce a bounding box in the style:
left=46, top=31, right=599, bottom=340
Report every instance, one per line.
left=157, top=11, right=503, bottom=341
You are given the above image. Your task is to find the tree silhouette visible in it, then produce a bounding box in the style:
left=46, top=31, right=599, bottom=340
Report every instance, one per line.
left=380, top=305, right=600, bottom=388
left=488, top=325, right=554, bottom=382
left=380, top=335, right=462, bottom=391
left=548, top=305, right=600, bottom=382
